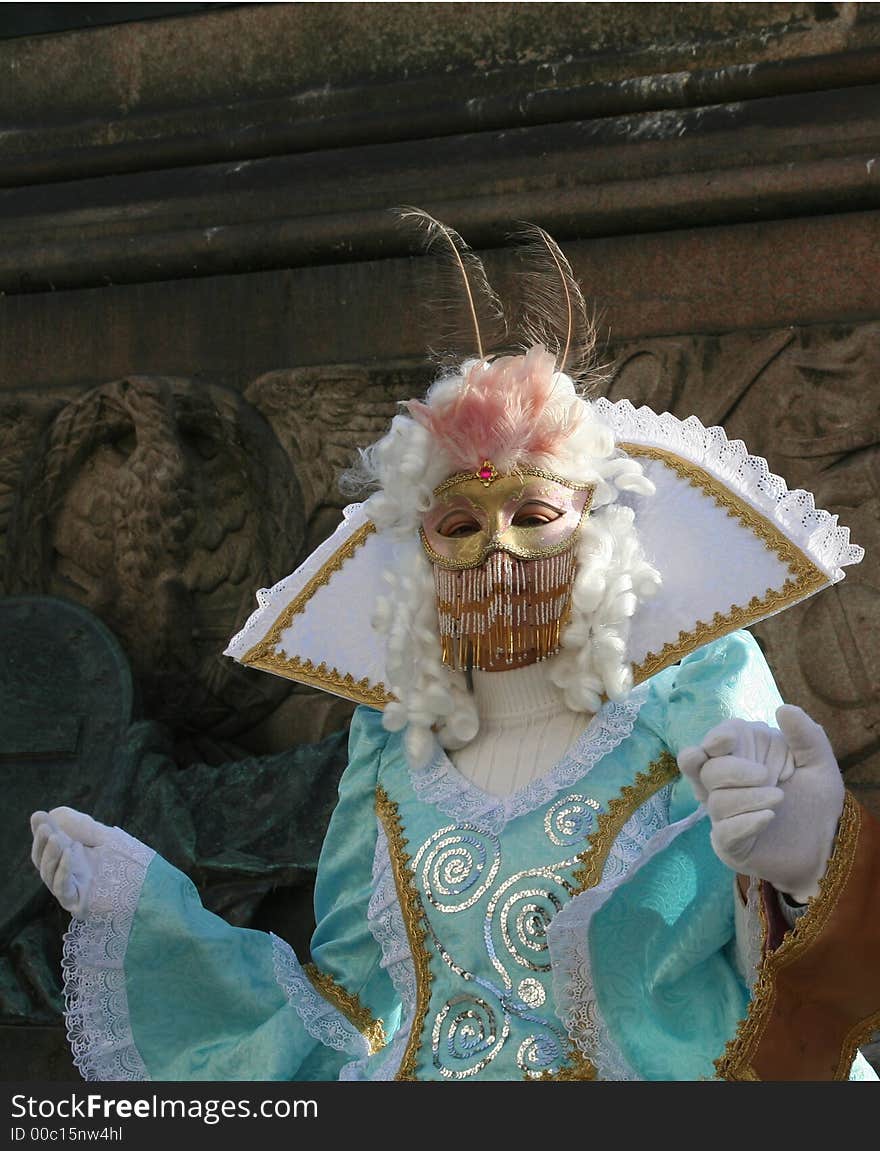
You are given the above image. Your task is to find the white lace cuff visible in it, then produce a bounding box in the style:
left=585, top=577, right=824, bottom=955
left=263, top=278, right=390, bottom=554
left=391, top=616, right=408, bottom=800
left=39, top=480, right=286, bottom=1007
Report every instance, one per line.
left=733, top=876, right=764, bottom=988
left=270, top=933, right=369, bottom=1058
left=62, top=828, right=155, bottom=1081
left=776, top=888, right=809, bottom=927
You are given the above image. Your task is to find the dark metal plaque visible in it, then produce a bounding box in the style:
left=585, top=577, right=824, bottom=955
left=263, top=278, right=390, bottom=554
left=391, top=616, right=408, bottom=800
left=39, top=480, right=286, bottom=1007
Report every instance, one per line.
left=0, top=596, right=134, bottom=945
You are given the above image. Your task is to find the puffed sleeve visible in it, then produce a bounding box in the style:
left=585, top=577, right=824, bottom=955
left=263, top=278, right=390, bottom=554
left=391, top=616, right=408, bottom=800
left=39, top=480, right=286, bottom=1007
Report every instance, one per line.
left=647, top=632, right=878, bottom=1081
left=645, top=628, right=784, bottom=823
left=663, top=628, right=782, bottom=742
left=62, top=705, right=398, bottom=1081
left=547, top=631, right=784, bottom=1080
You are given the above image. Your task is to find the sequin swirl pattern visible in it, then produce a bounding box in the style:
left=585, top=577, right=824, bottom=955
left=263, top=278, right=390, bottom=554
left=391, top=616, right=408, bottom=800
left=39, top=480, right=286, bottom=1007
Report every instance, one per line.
left=544, top=794, right=601, bottom=847
left=431, top=996, right=510, bottom=1078
left=411, top=825, right=502, bottom=913
left=486, top=868, right=576, bottom=976
left=410, top=794, right=602, bottom=1079
left=518, top=1034, right=567, bottom=1076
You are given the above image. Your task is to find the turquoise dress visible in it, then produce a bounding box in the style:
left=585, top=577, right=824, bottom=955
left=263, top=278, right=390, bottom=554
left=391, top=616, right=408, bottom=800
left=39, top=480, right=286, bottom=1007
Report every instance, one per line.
left=61, top=630, right=876, bottom=1081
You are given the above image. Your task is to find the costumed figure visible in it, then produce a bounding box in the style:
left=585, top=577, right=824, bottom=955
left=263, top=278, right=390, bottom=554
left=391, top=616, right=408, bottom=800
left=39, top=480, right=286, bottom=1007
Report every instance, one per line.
left=30, top=213, right=880, bottom=1081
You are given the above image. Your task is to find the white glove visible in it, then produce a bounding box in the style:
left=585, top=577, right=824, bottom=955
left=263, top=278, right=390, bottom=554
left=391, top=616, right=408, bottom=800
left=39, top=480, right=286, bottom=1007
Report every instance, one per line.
left=30, top=806, right=115, bottom=918
left=678, top=705, right=845, bottom=904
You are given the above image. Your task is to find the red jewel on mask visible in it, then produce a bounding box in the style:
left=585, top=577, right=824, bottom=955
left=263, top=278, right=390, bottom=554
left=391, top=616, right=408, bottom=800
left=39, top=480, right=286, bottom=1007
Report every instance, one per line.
left=477, top=460, right=498, bottom=486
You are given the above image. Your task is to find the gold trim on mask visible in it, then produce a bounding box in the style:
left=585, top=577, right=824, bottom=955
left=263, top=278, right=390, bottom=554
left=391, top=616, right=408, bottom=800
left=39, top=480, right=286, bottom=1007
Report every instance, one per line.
left=421, top=471, right=595, bottom=571
left=420, top=521, right=589, bottom=570
left=476, top=459, right=499, bottom=487
left=432, top=463, right=594, bottom=498
left=618, top=443, right=829, bottom=686
left=434, top=548, right=576, bottom=671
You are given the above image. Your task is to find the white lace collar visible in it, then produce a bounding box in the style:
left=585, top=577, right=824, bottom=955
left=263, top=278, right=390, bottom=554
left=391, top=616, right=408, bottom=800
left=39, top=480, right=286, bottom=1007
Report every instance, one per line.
left=406, top=684, right=649, bottom=835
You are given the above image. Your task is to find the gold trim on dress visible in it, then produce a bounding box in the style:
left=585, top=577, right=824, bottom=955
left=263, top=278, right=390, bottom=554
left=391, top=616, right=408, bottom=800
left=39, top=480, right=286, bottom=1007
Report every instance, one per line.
left=617, top=444, right=829, bottom=685
left=534, top=1042, right=598, bottom=1081
left=538, top=751, right=680, bottom=1081
left=714, top=792, right=862, bottom=1081
left=375, top=785, right=434, bottom=1081
left=837, top=1008, right=880, bottom=1081
left=304, top=963, right=387, bottom=1056
left=571, top=751, right=680, bottom=894
left=241, top=519, right=394, bottom=707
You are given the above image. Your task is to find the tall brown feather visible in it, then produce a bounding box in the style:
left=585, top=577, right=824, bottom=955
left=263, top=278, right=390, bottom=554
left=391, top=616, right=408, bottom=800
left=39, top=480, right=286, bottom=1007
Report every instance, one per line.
left=396, top=207, right=508, bottom=365
left=509, top=224, right=605, bottom=391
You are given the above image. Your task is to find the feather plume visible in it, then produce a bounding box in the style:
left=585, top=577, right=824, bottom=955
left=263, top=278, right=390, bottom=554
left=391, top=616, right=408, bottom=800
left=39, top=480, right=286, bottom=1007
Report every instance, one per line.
left=405, top=345, right=583, bottom=473
left=509, top=223, right=604, bottom=390
left=396, top=206, right=508, bottom=364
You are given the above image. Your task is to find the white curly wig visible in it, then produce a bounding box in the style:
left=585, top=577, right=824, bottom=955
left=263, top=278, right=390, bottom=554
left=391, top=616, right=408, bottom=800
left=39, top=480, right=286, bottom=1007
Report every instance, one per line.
left=342, top=347, right=662, bottom=769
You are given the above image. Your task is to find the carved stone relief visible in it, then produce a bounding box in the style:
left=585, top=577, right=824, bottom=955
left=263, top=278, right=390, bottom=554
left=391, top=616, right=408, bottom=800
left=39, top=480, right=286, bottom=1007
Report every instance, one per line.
left=0, top=366, right=422, bottom=1068
left=4, top=378, right=297, bottom=748
left=243, top=362, right=412, bottom=555
left=1, top=367, right=423, bottom=758
left=607, top=323, right=880, bottom=814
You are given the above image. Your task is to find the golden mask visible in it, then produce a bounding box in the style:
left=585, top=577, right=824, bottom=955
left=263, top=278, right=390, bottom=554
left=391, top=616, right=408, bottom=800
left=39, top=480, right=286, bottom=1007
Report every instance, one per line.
left=419, top=466, right=594, bottom=571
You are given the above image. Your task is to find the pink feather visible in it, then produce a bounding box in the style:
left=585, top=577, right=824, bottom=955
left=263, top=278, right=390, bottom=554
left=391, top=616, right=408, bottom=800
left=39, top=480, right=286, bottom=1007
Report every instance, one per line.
left=405, top=345, right=581, bottom=473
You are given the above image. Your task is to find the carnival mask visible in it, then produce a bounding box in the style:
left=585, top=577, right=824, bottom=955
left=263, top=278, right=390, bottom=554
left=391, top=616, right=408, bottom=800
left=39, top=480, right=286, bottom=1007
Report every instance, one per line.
left=420, top=466, right=593, bottom=671
left=420, top=467, right=594, bottom=570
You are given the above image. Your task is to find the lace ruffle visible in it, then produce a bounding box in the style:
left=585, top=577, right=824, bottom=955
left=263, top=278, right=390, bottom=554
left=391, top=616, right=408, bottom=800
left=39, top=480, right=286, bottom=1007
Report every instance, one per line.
left=270, top=933, right=369, bottom=1057
left=596, top=783, right=673, bottom=887
left=62, top=829, right=155, bottom=1081
left=340, top=824, right=418, bottom=1081
left=409, top=686, right=648, bottom=835
left=741, top=878, right=764, bottom=990
left=548, top=806, right=706, bottom=1081
left=594, top=398, right=863, bottom=582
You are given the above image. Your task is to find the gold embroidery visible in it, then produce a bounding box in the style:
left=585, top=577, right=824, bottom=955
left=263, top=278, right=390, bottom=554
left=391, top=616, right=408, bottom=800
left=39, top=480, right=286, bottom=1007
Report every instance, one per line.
left=249, top=655, right=391, bottom=709
left=734, top=1064, right=760, bottom=1081
left=375, top=786, right=434, bottom=1081
left=836, top=1009, right=880, bottom=1082
left=630, top=591, right=818, bottom=686
left=572, top=752, right=680, bottom=894
left=617, top=444, right=828, bottom=685
left=535, top=752, right=680, bottom=1082
left=304, top=963, right=387, bottom=1055
left=533, top=1043, right=598, bottom=1081
left=241, top=520, right=394, bottom=707
left=714, top=792, right=862, bottom=1081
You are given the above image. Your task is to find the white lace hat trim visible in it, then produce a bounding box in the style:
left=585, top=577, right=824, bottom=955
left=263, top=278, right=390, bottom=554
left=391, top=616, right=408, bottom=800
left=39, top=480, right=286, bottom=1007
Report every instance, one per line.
left=594, top=398, right=863, bottom=582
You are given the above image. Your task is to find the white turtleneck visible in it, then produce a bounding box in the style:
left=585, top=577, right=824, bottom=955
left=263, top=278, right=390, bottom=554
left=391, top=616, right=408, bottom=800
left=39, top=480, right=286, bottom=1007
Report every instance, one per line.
left=448, top=661, right=593, bottom=797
